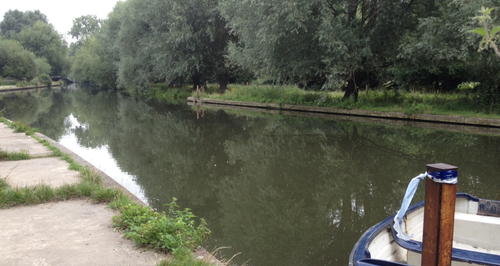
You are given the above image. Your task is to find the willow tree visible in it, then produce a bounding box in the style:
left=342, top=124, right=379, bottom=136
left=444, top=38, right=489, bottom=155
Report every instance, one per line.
left=105, top=0, right=232, bottom=91
left=219, top=0, right=435, bottom=99
left=218, top=0, right=327, bottom=88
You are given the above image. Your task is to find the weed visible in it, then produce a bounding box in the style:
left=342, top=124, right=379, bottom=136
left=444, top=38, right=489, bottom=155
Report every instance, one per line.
left=0, top=149, right=31, bottom=161
left=0, top=178, right=8, bottom=190
left=157, top=247, right=213, bottom=266
left=11, top=121, right=32, bottom=134
left=148, top=84, right=193, bottom=104
left=55, top=184, right=81, bottom=200
left=109, top=194, right=136, bottom=209
left=92, top=187, right=123, bottom=203
left=113, top=198, right=210, bottom=253
left=0, top=184, right=56, bottom=207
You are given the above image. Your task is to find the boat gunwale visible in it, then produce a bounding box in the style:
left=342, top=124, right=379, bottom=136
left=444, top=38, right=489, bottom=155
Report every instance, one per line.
left=349, top=193, right=500, bottom=266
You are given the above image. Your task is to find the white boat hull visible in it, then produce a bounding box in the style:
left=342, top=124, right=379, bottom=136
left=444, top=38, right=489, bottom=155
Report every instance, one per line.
left=350, top=194, right=500, bottom=266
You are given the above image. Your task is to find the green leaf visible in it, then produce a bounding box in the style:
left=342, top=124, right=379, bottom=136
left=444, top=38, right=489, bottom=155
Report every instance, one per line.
left=491, top=26, right=500, bottom=36
left=467, top=28, right=488, bottom=37
left=485, top=7, right=495, bottom=16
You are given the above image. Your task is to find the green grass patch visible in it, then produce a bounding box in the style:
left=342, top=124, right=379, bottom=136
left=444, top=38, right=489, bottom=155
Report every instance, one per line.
left=112, top=197, right=210, bottom=253
left=147, top=84, right=193, bottom=104
left=196, top=85, right=500, bottom=119
left=156, top=247, right=214, bottom=266
left=0, top=149, right=31, bottom=161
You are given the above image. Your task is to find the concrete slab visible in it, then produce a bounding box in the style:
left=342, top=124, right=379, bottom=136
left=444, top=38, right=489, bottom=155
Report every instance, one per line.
left=0, top=157, right=80, bottom=188
left=0, top=200, right=168, bottom=266
left=0, top=123, right=52, bottom=157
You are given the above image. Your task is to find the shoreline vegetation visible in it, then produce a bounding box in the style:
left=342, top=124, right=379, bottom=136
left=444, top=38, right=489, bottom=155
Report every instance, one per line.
left=0, top=118, right=229, bottom=266
left=144, top=83, right=500, bottom=120
left=0, top=78, right=64, bottom=91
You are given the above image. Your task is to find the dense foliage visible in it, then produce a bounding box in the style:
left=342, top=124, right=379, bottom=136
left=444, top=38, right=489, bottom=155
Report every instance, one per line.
left=0, top=10, right=48, bottom=38
left=0, top=10, right=69, bottom=78
left=63, top=0, right=500, bottom=111
left=2, top=2, right=499, bottom=110
left=0, top=37, right=38, bottom=79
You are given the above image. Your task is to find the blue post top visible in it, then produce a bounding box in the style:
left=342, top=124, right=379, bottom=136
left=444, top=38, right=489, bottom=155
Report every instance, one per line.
left=427, top=163, right=458, bottom=184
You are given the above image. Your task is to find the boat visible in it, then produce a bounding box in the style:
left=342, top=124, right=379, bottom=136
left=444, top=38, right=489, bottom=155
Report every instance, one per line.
left=349, top=170, right=500, bottom=266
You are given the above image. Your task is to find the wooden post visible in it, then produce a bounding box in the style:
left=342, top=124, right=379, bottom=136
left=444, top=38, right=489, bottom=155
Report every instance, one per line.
left=196, top=85, right=200, bottom=100
left=421, top=163, right=458, bottom=266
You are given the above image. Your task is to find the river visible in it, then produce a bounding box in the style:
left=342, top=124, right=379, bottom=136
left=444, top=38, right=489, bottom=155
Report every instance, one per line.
left=1, top=85, right=500, bottom=265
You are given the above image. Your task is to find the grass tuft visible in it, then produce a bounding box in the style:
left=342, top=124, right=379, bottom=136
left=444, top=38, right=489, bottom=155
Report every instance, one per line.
left=55, top=184, right=81, bottom=200
left=157, top=247, right=213, bottom=266
left=0, top=149, right=31, bottom=161
left=92, top=187, right=123, bottom=203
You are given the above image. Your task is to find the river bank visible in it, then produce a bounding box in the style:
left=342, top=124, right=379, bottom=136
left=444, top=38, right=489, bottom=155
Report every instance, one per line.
left=188, top=97, right=500, bottom=128
left=0, top=119, right=222, bottom=266
left=0, top=82, right=63, bottom=93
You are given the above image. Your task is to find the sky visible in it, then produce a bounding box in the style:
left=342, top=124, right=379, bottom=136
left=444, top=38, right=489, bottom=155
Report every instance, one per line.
left=0, top=0, right=120, bottom=43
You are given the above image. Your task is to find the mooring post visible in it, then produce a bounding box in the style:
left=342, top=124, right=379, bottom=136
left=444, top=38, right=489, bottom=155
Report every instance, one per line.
left=421, top=163, right=458, bottom=266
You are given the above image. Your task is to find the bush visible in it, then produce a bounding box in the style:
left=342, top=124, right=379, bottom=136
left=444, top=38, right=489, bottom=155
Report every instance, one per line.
left=16, top=80, right=29, bottom=88
left=38, top=74, right=52, bottom=88
left=112, top=198, right=210, bottom=252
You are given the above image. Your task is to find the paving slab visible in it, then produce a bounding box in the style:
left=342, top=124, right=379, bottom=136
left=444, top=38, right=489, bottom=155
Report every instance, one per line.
left=0, top=123, right=52, bottom=157
left=0, top=200, right=168, bottom=266
left=0, top=157, right=80, bottom=188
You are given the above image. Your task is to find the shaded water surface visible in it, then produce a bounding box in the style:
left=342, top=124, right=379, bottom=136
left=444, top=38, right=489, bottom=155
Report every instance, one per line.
left=2, top=86, right=500, bottom=265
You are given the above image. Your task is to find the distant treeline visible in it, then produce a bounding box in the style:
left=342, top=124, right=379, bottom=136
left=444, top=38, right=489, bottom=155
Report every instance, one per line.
left=4, top=1, right=500, bottom=109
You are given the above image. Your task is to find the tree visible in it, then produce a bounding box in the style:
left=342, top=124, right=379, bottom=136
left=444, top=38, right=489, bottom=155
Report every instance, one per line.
left=319, top=0, right=440, bottom=100
left=0, top=10, right=48, bottom=38
left=68, top=15, right=103, bottom=56
left=70, top=36, right=116, bottom=87
left=0, top=37, right=37, bottom=79
left=13, top=21, right=69, bottom=76
left=34, top=57, right=51, bottom=76
left=218, top=0, right=326, bottom=88
left=397, top=0, right=500, bottom=110
left=219, top=0, right=433, bottom=99
left=69, top=15, right=102, bottom=41
left=99, top=0, right=233, bottom=91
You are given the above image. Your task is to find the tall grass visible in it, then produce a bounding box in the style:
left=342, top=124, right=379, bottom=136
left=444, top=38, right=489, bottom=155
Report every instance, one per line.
left=147, top=84, right=193, bottom=104
left=197, top=85, right=500, bottom=118
left=0, top=149, right=31, bottom=161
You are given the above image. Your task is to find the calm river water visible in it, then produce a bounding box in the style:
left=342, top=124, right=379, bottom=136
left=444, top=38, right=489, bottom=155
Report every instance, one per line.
left=2, top=86, right=500, bottom=265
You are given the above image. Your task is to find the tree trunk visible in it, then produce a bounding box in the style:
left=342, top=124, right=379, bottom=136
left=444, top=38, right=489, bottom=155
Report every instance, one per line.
left=191, top=72, right=201, bottom=90
left=219, top=72, right=229, bottom=93
left=343, top=71, right=359, bottom=102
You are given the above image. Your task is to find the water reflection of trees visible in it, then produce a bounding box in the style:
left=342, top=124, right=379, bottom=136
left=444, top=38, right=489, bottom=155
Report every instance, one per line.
left=3, top=88, right=500, bottom=266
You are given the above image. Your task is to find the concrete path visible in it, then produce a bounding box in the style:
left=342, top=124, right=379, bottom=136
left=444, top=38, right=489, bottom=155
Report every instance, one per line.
left=0, top=158, right=80, bottom=188
left=0, top=123, right=52, bottom=157
left=0, top=201, right=168, bottom=266
left=0, top=123, right=168, bottom=265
